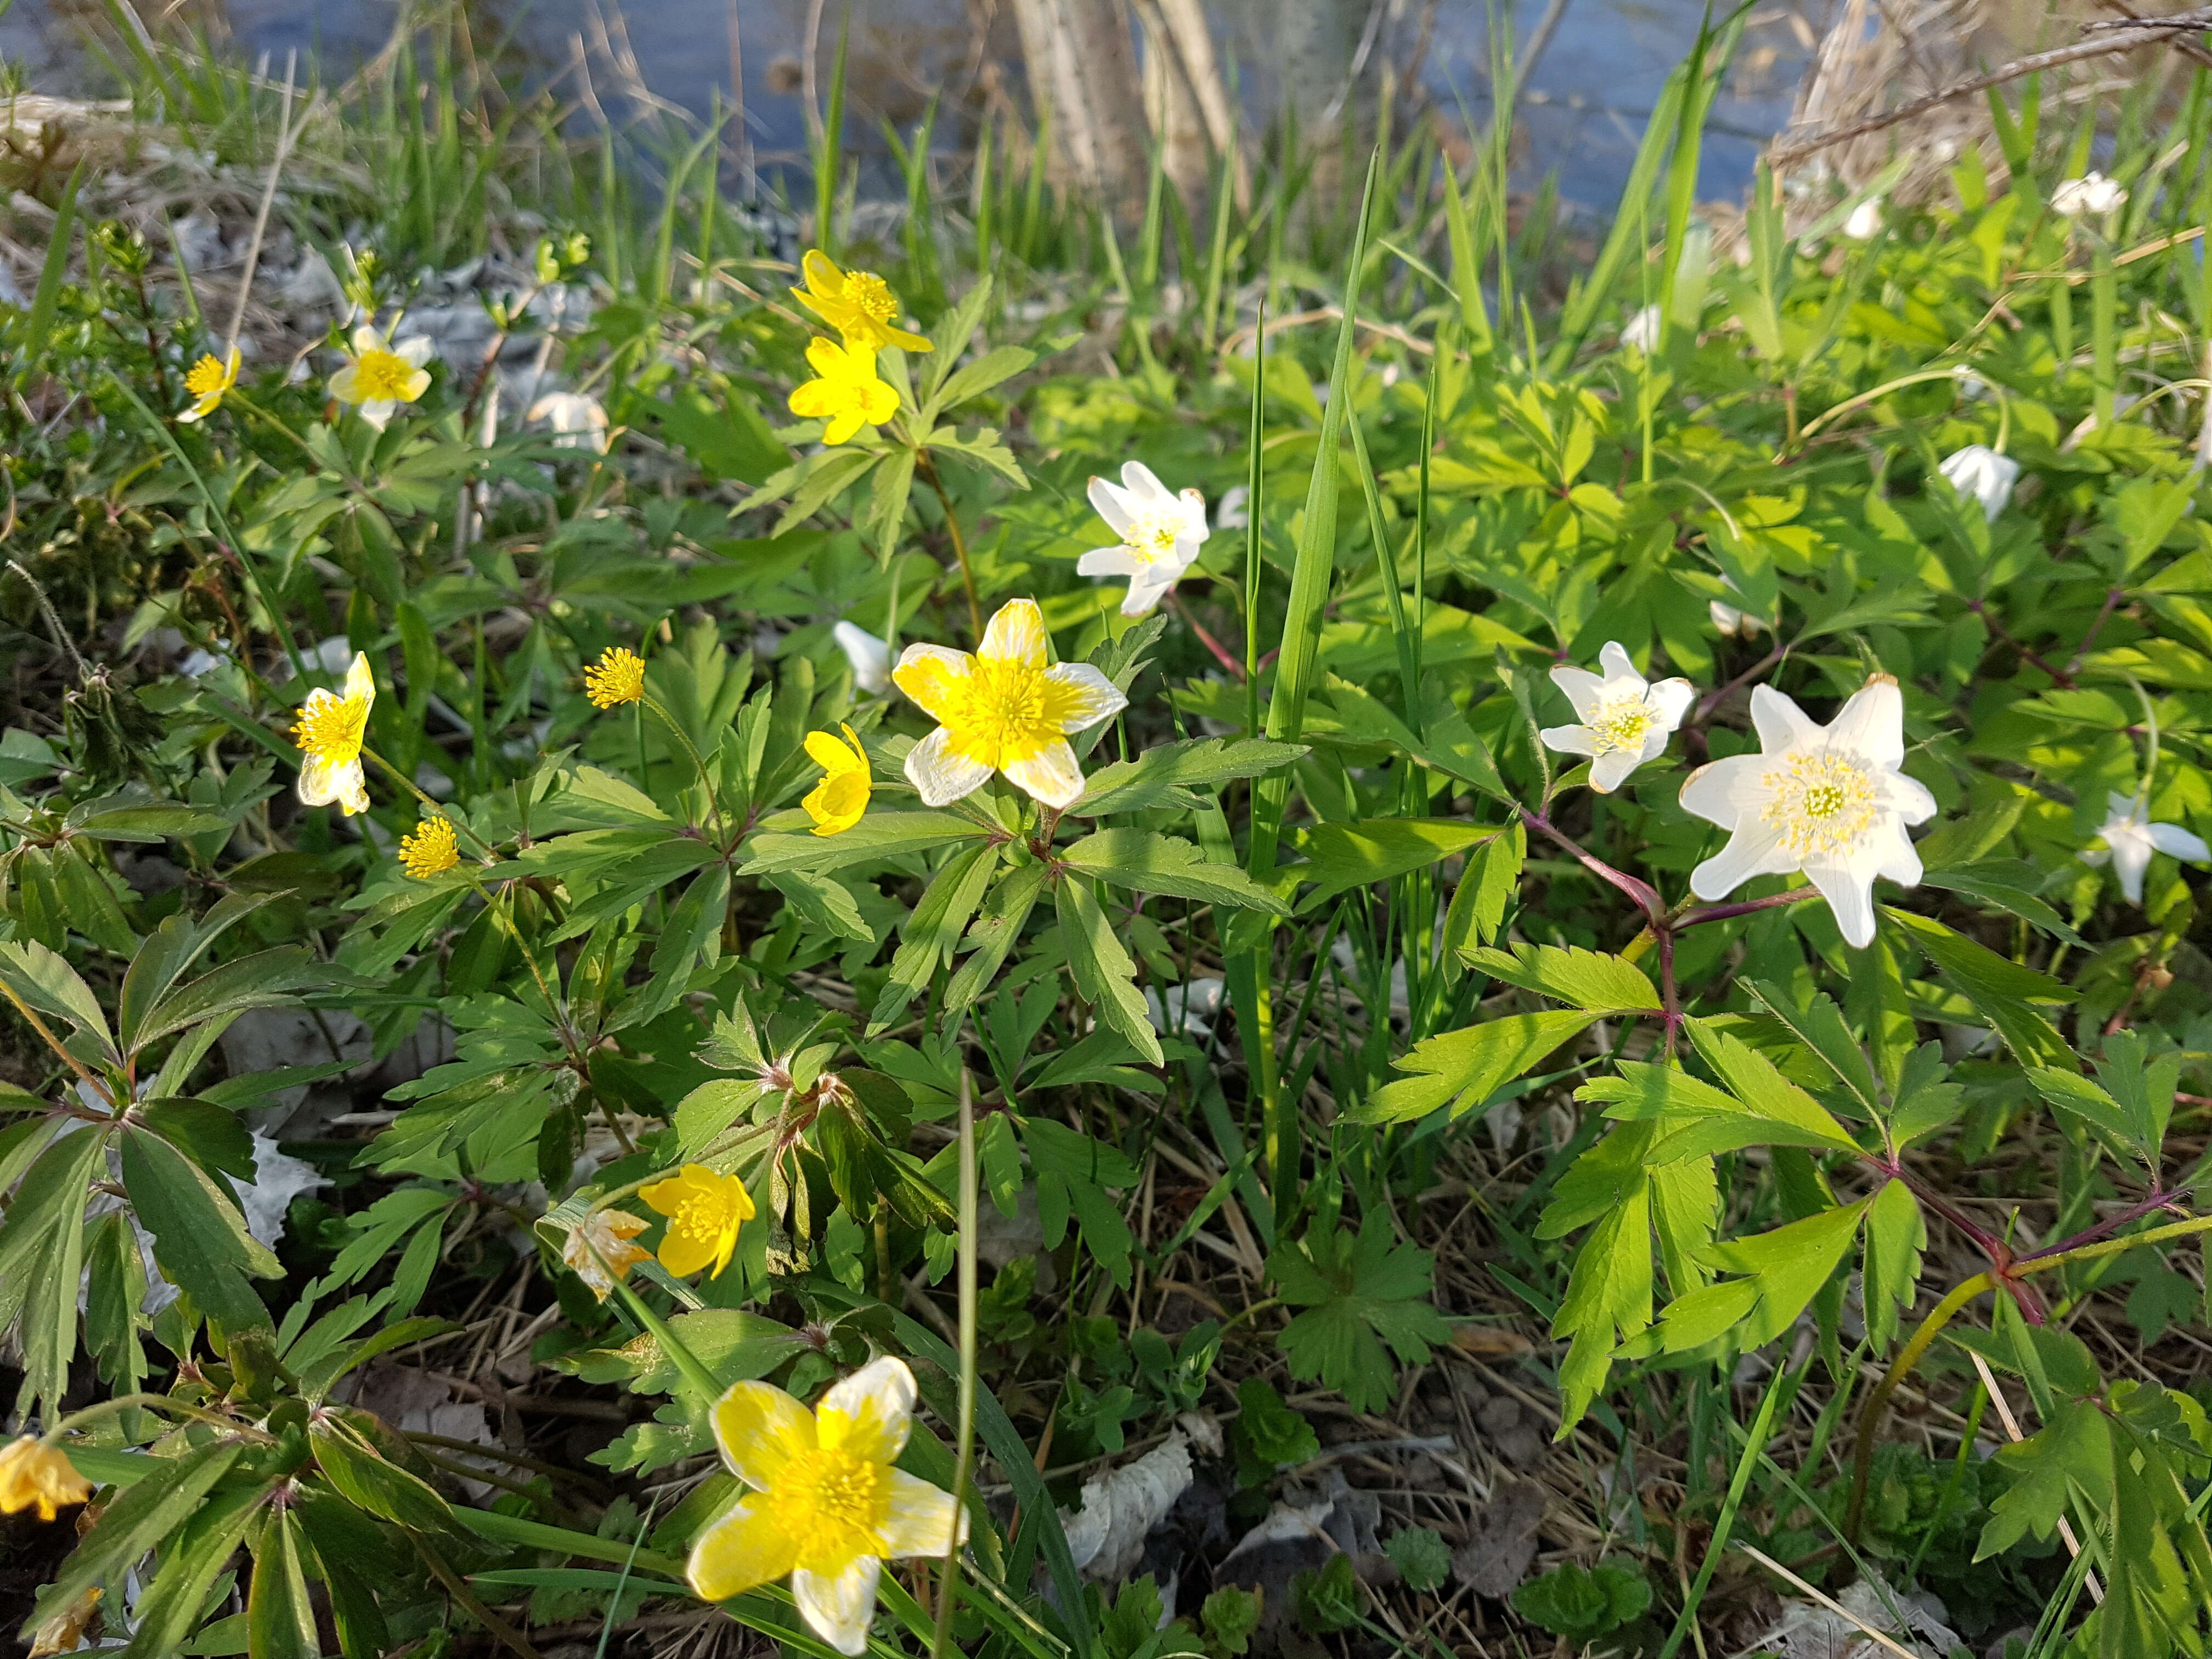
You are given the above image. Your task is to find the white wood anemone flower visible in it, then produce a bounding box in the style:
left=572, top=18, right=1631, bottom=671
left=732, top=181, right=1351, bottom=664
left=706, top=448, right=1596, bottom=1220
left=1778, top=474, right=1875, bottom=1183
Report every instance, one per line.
left=2052, top=172, right=2126, bottom=218
left=687, top=1357, right=967, bottom=1655
left=2084, top=792, right=2211, bottom=905
left=833, top=621, right=892, bottom=695
left=292, top=651, right=375, bottom=816
left=1937, top=444, right=2019, bottom=523
left=1078, top=462, right=1209, bottom=617
left=893, top=598, right=1126, bottom=809
left=1539, top=641, right=1696, bottom=793
left=1679, top=676, right=1937, bottom=949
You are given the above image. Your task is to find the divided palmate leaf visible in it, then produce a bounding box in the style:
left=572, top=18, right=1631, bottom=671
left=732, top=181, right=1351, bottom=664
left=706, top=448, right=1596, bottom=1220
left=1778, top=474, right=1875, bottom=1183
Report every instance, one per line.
left=1352, top=1009, right=1600, bottom=1124
left=1060, top=828, right=1289, bottom=912
left=1465, top=943, right=1659, bottom=1014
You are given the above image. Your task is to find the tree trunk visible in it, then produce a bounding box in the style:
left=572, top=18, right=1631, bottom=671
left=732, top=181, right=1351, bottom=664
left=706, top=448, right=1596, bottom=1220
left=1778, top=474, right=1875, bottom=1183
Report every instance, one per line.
left=1135, top=0, right=1249, bottom=218
left=1006, top=0, right=1152, bottom=205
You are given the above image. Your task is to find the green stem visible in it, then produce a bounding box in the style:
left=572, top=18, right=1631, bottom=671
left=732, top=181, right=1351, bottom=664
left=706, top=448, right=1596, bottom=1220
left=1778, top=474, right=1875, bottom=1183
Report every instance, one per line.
left=929, top=1070, right=981, bottom=1659
left=1844, top=1271, right=1994, bottom=1545
left=605, top=1270, right=726, bottom=1414
left=44, top=1391, right=273, bottom=1444
left=639, top=692, right=728, bottom=841
left=916, top=452, right=984, bottom=642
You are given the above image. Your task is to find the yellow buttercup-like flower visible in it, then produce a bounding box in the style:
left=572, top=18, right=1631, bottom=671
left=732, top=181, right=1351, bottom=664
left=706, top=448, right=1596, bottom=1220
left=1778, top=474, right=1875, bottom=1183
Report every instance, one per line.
left=891, top=598, right=1127, bottom=809
left=399, top=815, right=459, bottom=878
left=293, top=651, right=375, bottom=816
left=0, top=1437, right=92, bottom=1521
left=177, top=347, right=240, bottom=424
left=789, top=338, right=900, bottom=445
left=689, top=1357, right=967, bottom=1655
left=803, top=724, right=871, bottom=836
left=641, top=1164, right=755, bottom=1280
left=584, top=646, right=646, bottom=708
left=330, top=324, right=433, bottom=430
left=562, top=1209, right=652, bottom=1302
left=792, top=250, right=932, bottom=353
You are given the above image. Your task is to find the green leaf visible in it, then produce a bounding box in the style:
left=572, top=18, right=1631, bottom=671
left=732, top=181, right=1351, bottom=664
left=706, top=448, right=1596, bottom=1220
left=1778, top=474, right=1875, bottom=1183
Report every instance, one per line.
left=308, top=1410, right=458, bottom=1536
left=1920, top=859, right=2085, bottom=946
left=1464, top=943, right=1659, bottom=1014
left=0, top=939, right=122, bottom=1071
left=118, top=1125, right=279, bottom=1332
left=246, top=1511, right=320, bottom=1659
left=1977, top=1397, right=2107, bottom=1559
left=20, top=160, right=85, bottom=373
left=1384, top=1526, right=1452, bottom=1593
left=128, top=947, right=327, bottom=1055
left=1290, top=818, right=1498, bottom=910
left=1073, top=738, right=1307, bottom=816
left=1741, top=983, right=1883, bottom=1115
left=1055, top=878, right=1164, bottom=1066
left=1657, top=1199, right=1871, bottom=1352
left=1355, top=1010, right=1600, bottom=1124
left=1883, top=908, right=2074, bottom=1071
left=1269, top=1216, right=1455, bottom=1413
left=742, top=811, right=990, bottom=874
left=1861, top=1178, right=1925, bottom=1352
left=40, top=1444, right=245, bottom=1617
left=1549, top=1177, right=1654, bottom=1430
left=560, top=1310, right=808, bottom=1392
left=1683, top=1019, right=1867, bottom=1152
left=1025, top=1117, right=1141, bottom=1289
left=1577, top=1061, right=1861, bottom=1160
left=1438, top=822, right=1525, bottom=979
left=921, top=345, right=1037, bottom=424
left=1060, top=828, right=1289, bottom=913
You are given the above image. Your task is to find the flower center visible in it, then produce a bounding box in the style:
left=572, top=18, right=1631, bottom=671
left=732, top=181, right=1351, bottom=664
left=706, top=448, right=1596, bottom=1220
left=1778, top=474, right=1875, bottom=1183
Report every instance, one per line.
left=1125, top=505, right=1184, bottom=562
left=844, top=272, right=899, bottom=323
left=185, top=354, right=229, bottom=396
left=295, top=694, right=369, bottom=764
left=352, top=349, right=417, bottom=402
left=1587, top=694, right=1655, bottom=755
left=670, top=1191, right=731, bottom=1245
left=776, top=1446, right=889, bottom=1568
left=1760, top=749, right=1880, bottom=858
left=946, top=658, right=1056, bottom=768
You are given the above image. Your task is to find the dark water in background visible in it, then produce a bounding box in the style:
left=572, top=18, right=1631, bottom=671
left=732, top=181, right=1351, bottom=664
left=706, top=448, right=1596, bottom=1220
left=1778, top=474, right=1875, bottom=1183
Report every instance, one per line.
left=0, top=0, right=1822, bottom=211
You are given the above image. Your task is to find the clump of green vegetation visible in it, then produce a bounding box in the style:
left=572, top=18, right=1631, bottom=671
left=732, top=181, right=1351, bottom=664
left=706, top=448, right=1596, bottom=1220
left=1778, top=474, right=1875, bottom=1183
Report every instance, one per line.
left=2, top=9, right=2211, bottom=1659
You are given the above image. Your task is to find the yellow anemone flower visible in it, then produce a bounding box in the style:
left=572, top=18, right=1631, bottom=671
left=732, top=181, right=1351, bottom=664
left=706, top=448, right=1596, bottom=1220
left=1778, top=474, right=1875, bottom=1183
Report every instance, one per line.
left=562, top=1209, right=652, bottom=1301
left=399, top=815, right=460, bottom=878
left=788, top=339, right=899, bottom=445
left=177, top=347, right=240, bottom=424
left=641, top=1164, right=755, bottom=1279
left=330, top=324, right=433, bottom=430
left=584, top=646, right=647, bottom=708
left=689, top=1357, right=966, bottom=1654
left=891, top=598, right=1126, bottom=809
left=803, top=724, right=871, bottom=836
left=0, top=1437, right=92, bottom=1521
left=792, top=250, right=932, bottom=353
left=29, top=1587, right=101, bottom=1658
left=292, top=651, right=375, bottom=816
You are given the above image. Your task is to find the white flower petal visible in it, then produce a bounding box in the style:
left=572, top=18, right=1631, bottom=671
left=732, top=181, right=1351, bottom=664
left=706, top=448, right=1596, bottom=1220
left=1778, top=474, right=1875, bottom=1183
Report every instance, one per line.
left=351, top=324, right=383, bottom=354
left=1549, top=665, right=1606, bottom=720
left=817, top=1356, right=916, bottom=1463
left=1120, top=569, right=1180, bottom=616
left=1539, top=724, right=1600, bottom=760
left=2148, top=822, right=2211, bottom=865
left=904, top=727, right=993, bottom=807
left=1646, top=677, right=1697, bottom=730
left=1678, top=754, right=1768, bottom=830
left=833, top=622, right=891, bottom=694
left=1596, top=641, right=1641, bottom=685
left=1689, top=821, right=1792, bottom=900
left=1883, top=770, right=1939, bottom=825
left=1824, top=679, right=1905, bottom=769
left=1120, top=460, right=1170, bottom=504
left=877, top=1468, right=969, bottom=1559
left=1748, top=685, right=1819, bottom=754
left=1077, top=546, right=1148, bottom=577
left=1869, top=817, right=1923, bottom=887
left=792, top=1557, right=882, bottom=1657
left=2111, top=832, right=2154, bottom=904
left=1002, top=738, right=1086, bottom=808
left=396, top=334, right=436, bottom=367
left=1589, top=750, right=1643, bottom=793
left=1802, top=854, right=1880, bottom=948
left=1042, top=662, right=1128, bottom=733
left=979, top=598, right=1048, bottom=667
left=358, top=399, right=395, bottom=431
left=1087, top=475, right=1134, bottom=535
left=1177, top=487, right=1211, bottom=543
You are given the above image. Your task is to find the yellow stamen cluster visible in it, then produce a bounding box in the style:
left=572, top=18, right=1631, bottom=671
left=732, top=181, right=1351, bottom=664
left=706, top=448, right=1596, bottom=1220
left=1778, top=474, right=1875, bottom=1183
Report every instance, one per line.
left=399, top=816, right=459, bottom=878
left=1125, top=505, right=1186, bottom=562
left=777, top=1446, right=890, bottom=1563
left=294, top=691, right=370, bottom=764
left=184, top=355, right=230, bottom=398
left=1759, top=749, right=1879, bottom=857
left=1585, top=695, right=1657, bottom=755
left=584, top=647, right=646, bottom=709
left=349, top=349, right=419, bottom=403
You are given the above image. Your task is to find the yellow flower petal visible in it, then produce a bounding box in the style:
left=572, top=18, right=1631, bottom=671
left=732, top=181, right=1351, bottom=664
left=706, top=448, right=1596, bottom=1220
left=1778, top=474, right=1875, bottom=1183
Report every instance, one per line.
left=712, top=1380, right=819, bottom=1489
left=689, top=1496, right=802, bottom=1602
left=978, top=598, right=1047, bottom=668
left=0, top=1437, right=92, bottom=1521
left=815, top=1356, right=915, bottom=1465
left=889, top=644, right=973, bottom=723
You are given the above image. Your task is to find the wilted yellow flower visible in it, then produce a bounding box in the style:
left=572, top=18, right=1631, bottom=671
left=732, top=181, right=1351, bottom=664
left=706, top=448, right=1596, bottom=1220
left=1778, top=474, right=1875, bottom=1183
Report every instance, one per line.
left=803, top=724, right=871, bottom=836
left=399, top=815, right=459, bottom=878
left=330, top=324, right=433, bottom=430
left=688, top=1357, right=966, bottom=1654
left=177, top=347, right=240, bottom=424
left=789, top=339, right=900, bottom=445
left=0, top=1437, right=92, bottom=1521
left=641, top=1163, right=755, bottom=1280
left=584, top=646, right=646, bottom=708
left=562, top=1209, right=652, bottom=1301
left=891, top=598, right=1127, bottom=809
left=792, top=250, right=932, bottom=353
left=28, top=1587, right=100, bottom=1657
left=293, top=651, right=375, bottom=816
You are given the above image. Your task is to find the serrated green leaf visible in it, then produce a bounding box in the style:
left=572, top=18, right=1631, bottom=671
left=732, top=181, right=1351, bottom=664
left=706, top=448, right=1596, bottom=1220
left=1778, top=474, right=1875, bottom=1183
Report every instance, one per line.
left=1291, top=818, right=1497, bottom=910
left=1060, top=828, right=1288, bottom=912
left=1269, top=1216, right=1454, bottom=1413
left=1357, top=1009, right=1599, bottom=1124
left=1054, top=878, right=1163, bottom=1066
left=1659, top=1198, right=1870, bottom=1352
left=1073, top=738, right=1307, bottom=816
left=1465, top=943, right=1659, bottom=1014
left=1862, top=1177, right=1924, bottom=1352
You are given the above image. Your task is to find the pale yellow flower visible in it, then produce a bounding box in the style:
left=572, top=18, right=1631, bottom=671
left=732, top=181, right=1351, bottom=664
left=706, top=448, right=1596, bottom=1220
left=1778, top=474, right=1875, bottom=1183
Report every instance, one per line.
left=177, top=347, right=240, bottom=423
left=689, top=1357, right=967, bottom=1654
left=791, top=250, right=932, bottom=353
left=562, top=1209, right=652, bottom=1301
left=399, top=815, right=459, bottom=878
left=891, top=598, right=1126, bottom=809
left=584, top=646, right=646, bottom=709
left=640, top=1164, right=755, bottom=1280
left=788, top=338, right=900, bottom=445
left=330, top=324, right=433, bottom=429
left=28, top=1587, right=100, bottom=1657
left=0, top=1437, right=92, bottom=1521
left=292, top=651, right=375, bottom=816
left=803, top=724, right=871, bottom=836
